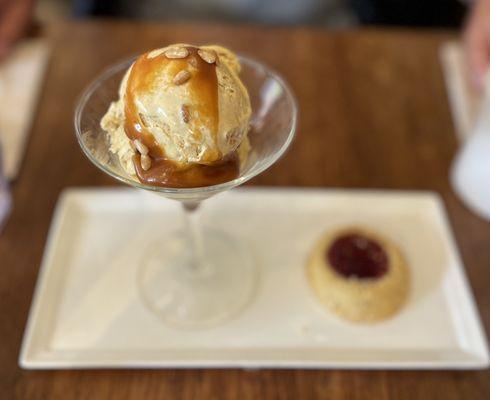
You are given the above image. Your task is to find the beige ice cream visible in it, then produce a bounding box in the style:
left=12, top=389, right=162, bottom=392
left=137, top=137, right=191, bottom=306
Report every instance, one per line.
left=101, top=44, right=251, bottom=188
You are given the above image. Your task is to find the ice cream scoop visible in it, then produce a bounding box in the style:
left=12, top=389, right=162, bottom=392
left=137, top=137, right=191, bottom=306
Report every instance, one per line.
left=101, top=44, right=251, bottom=188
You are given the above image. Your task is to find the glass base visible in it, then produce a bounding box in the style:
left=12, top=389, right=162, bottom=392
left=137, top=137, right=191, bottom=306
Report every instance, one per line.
left=137, top=229, right=257, bottom=328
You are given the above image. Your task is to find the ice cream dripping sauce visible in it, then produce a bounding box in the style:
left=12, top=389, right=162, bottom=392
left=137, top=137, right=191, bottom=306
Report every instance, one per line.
left=124, top=46, right=240, bottom=188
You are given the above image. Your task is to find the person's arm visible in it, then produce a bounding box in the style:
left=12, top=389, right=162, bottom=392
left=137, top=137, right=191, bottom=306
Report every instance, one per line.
left=464, top=0, right=490, bottom=88
left=0, top=0, right=35, bottom=59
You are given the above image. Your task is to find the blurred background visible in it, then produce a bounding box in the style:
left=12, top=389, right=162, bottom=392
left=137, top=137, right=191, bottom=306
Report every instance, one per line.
left=37, top=0, right=467, bottom=28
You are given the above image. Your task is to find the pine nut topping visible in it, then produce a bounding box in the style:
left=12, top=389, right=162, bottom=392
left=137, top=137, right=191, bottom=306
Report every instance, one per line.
left=141, top=154, right=151, bottom=171
left=134, top=139, right=149, bottom=155
left=173, top=70, right=191, bottom=85
left=197, top=49, right=217, bottom=64
left=164, top=47, right=189, bottom=59
left=181, top=104, right=190, bottom=123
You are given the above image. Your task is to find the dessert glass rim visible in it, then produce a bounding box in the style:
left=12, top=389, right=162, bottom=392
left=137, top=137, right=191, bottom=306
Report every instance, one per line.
left=74, top=53, right=298, bottom=195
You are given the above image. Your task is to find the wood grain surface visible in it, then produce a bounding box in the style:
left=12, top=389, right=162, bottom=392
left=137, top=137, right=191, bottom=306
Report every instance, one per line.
left=1, top=21, right=489, bottom=400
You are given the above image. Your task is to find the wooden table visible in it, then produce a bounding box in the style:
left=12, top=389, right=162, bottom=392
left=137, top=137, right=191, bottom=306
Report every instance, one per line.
left=1, top=21, right=489, bottom=399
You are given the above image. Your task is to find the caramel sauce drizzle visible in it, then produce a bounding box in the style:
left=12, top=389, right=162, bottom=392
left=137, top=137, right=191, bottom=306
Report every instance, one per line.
left=124, top=46, right=239, bottom=188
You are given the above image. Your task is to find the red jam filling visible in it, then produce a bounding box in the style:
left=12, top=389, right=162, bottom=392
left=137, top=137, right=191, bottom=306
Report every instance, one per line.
left=327, top=233, right=388, bottom=279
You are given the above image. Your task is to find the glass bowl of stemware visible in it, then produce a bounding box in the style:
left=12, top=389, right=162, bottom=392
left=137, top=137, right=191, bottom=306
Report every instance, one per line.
left=75, top=54, right=297, bottom=328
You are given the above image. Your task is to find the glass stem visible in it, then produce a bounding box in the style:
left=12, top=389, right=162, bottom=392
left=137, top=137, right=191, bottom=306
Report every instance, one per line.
left=182, top=202, right=208, bottom=275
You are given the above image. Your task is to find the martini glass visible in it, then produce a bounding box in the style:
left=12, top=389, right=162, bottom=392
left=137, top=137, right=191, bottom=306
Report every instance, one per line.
left=74, top=55, right=297, bottom=328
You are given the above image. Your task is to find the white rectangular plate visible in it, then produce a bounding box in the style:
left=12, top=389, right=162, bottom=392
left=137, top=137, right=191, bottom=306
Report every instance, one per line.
left=20, top=188, right=489, bottom=369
